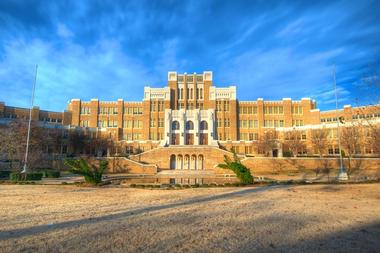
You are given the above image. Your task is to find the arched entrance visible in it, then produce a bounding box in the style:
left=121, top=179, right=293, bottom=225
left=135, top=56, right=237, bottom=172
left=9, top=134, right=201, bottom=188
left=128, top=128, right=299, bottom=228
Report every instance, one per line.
left=170, top=155, right=176, bottom=170
left=177, top=155, right=183, bottom=170
left=198, top=155, right=204, bottom=170
left=191, top=155, right=197, bottom=170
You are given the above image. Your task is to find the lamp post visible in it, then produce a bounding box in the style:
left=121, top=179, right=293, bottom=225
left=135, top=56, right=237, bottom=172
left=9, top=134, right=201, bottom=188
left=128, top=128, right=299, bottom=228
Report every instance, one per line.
left=21, top=64, right=38, bottom=174
left=333, top=65, right=348, bottom=181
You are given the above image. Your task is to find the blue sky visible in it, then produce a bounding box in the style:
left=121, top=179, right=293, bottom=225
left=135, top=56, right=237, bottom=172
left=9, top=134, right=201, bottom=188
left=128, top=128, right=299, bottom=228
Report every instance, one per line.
left=0, top=0, right=379, bottom=112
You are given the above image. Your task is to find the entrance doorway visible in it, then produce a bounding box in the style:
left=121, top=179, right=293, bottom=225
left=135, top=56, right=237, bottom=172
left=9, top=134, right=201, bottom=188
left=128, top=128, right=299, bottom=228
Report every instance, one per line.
left=199, top=133, right=208, bottom=145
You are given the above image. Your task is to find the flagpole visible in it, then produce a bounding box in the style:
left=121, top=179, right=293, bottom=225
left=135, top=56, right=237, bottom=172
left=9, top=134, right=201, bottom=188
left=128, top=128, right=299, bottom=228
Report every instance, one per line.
left=21, top=64, right=38, bottom=174
left=333, top=65, right=348, bottom=181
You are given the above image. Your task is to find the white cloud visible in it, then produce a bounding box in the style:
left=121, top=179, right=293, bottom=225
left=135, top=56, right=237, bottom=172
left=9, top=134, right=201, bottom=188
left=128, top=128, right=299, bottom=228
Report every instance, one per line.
left=0, top=38, right=153, bottom=111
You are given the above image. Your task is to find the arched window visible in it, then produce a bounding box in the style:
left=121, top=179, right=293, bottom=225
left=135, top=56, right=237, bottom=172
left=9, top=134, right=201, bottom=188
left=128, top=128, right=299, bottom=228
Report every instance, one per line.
left=170, top=155, right=176, bottom=170
left=186, top=121, right=194, bottom=130
left=200, top=120, right=208, bottom=130
left=172, top=121, right=180, bottom=130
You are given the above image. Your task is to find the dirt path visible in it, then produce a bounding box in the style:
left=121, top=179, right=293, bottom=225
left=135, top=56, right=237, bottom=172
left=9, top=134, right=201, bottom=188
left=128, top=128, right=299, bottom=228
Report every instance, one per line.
left=0, top=184, right=379, bottom=252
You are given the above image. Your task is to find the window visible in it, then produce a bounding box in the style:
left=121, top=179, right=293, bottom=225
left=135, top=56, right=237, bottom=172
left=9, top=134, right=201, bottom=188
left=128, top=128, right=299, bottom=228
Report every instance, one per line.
left=186, top=121, right=194, bottom=130
left=158, top=118, right=164, bottom=127
left=80, top=107, right=90, bottom=115
left=150, top=119, right=156, bottom=127
left=292, top=105, right=303, bottom=115
left=224, top=101, right=229, bottom=111
left=172, top=121, right=180, bottom=130
left=80, top=120, right=89, bottom=127
left=150, top=102, right=156, bottom=112
left=109, top=107, right=118, bottom=115
left=124, top=120, right=132, bottom=128
left=134, top=120, right=142, bottom=128
left=200, top=121, right=208, bottom=130
left=224, top=118, right=230, bottom=127
left=108, top=120, right=117, bottom=127
left=292, top=120, right=304, bottom=127
left=98, top=120, right=107, bottom=128
left=217, top=118, right=222, bottom=127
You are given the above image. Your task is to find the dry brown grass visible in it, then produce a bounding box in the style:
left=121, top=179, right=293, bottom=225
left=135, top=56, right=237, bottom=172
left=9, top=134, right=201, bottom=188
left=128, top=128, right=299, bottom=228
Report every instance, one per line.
left=0, top=184, right=379, bottom=252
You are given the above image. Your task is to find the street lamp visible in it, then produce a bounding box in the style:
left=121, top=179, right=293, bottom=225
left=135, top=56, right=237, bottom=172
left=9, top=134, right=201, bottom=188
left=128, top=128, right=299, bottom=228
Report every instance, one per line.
left=333, top=66, right=348, bottom=181
left=21, top=65, right=38, bottom=174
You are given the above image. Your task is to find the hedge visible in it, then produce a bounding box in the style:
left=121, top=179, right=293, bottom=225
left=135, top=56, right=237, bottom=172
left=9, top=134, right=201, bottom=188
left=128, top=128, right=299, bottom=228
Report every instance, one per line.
left=10, top=172, right=43, bottom=181
left=0, top=171, right=11, bottom=179
left=43, top=170, right=60, bottom=178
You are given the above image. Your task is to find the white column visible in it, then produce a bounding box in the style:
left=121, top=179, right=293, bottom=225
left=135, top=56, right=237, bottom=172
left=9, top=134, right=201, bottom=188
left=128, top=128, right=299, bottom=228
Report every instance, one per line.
left=179, top=109, right=185, bottom=145
left=164, top=109, right=171, bottom=145
left=207, top=109, right=215, bottom=142
left=194, top=109, right=200, bottom=145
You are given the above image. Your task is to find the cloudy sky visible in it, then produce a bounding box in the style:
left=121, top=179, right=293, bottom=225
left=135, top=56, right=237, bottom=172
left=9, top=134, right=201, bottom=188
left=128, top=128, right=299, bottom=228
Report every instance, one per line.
left=0, top=0, right=379, bottom=111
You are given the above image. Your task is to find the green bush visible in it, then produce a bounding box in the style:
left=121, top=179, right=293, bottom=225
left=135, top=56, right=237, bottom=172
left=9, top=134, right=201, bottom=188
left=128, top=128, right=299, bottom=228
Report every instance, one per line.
left=43, top=170, right=60, bottom=178
left=217, top=149, right=253, bottom=185
left=64, top=158, right=108, bottom=185
left=0, top=171, right=11, bottom=179
left=10, top=172, right=43, bottom=181
left=283, top=151, right=293, bottom=157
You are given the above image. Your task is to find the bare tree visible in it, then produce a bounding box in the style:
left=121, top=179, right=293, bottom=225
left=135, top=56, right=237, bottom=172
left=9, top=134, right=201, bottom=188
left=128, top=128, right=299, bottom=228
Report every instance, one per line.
left=0, top=123, right=24, bottom=169
left=310, top=128, right=329, bottom=177
left=284, top=129, right=306, bottom=157
left=370, top=125, right=380, bottom=154
left=256, top=130, right=277, bottom=157
left=310, top=128, right=329, bottom=157
left=0, top=120, right=52, bottom=169
left=341, top=126, right=362, bottom=176
left=68, top=130, right=86, bottom=155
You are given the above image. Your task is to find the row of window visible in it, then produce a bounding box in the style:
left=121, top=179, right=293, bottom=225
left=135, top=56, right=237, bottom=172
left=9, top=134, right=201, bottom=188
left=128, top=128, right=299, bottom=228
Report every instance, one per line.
left=80, top=107, right=143, bottom=115
left=97, top=120, right=118, bottom=128
left=2, top=114, right=62, bottom=123
left=177, top=88, right=204, bottom=100
left=292, top=119, right=304, bottom=127
left=149, top=132, right=164, bottom=140
left=321, top=117, right=339, bottom=123
left=216, top=101, right=230, bottom=111
left=124, top=120, right=143, bottom=129
left=217, top=118, right=231, bottom=127
left=292, top=105, right=303, bottom=115
left=99, top=107, right=118, bottom=115
left=123, top=133, right=142, bottom=141
left=240, top=106, right=258, bottom=114
left=150, top=118, right=164, bottom=127
left=263, top=120, right=284, bottom=128
left=240, top=120, right=259, bottom=128
left=239, top=133, right=259, bottom=141
left=177, top=75, right=203, bottom=82
left=171, top=120, right=208, bottom=130
left=264, top=106, right=284, bottom=115
left=177, top=102, right=204, bottom=110
left=218, top=132, right=231, bottom=141
left=90, top=119, right=305, bottom=129
left=93, top=120, right=145, bottom=128
left=150, top=101, right=165, bottom=112
left=284, top=131, right=307, bottom=140
left=352, top=113, right=380, bottom=119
